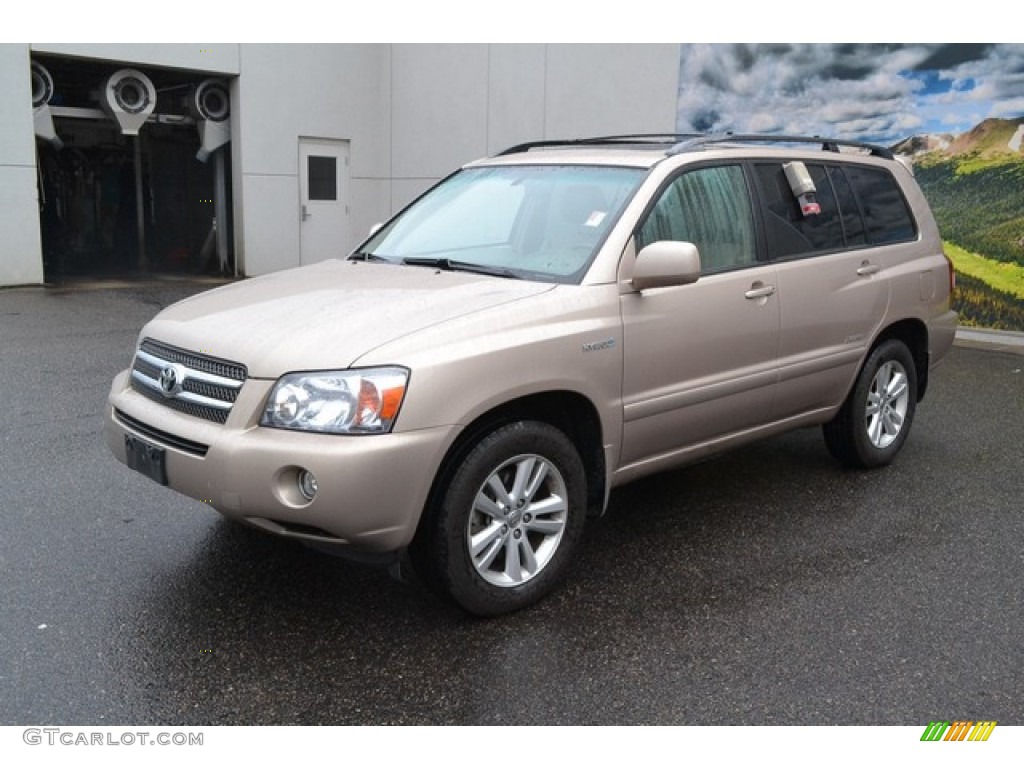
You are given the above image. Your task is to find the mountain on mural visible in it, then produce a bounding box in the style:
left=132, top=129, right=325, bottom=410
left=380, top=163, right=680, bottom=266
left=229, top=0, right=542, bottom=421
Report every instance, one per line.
left=899, top=116, right=1024, bottom=265
left=893, top=117, right=1024, bottom=167
left=895, top=117, right=1024, bottom=330
left=892, top=133, right=954, bottom=155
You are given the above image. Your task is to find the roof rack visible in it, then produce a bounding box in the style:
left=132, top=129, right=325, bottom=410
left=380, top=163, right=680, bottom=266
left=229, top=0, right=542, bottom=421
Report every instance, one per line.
left=666, top=133, right=894, bottom=160
left=497, top=133, right=896, bottom=161
left=497, top=134, right=702, bottom=156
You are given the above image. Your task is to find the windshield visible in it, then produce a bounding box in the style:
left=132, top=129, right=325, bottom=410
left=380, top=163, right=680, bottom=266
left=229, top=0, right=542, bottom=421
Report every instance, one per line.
left=356, top=164, right=646, bottom=283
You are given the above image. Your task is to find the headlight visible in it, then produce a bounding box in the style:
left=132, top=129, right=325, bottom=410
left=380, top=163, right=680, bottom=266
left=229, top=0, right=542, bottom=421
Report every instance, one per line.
left=260, top=367, right=409, bottom=434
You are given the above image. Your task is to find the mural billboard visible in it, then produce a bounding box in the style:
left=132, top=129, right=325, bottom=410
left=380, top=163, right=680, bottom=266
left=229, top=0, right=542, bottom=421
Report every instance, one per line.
left=677, top=44, right=1024, bottom=331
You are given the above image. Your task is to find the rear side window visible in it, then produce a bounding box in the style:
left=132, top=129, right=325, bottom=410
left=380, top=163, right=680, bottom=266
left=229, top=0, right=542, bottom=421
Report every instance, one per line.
left=755, top=161, right=916, bottom=259
left=842, top=165, right=917, bottom=245
left=827, top=165, right=867, bottom=247
left=756, top=163, right=844, bottom=258
left=637, top=164, right=757, bottom=274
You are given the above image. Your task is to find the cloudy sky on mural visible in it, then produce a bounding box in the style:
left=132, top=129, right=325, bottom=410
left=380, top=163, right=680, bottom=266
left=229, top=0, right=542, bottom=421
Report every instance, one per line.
left=677, top=44, right=1024, bottom=145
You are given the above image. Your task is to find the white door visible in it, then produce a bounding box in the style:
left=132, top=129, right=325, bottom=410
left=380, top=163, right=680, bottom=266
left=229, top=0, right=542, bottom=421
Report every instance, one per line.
left=298, top=138, right=350, bottom=265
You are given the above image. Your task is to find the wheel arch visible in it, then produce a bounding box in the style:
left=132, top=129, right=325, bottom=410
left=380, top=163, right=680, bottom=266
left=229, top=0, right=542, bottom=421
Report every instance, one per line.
left=415, top=390, right=607, bottom=546
left=871, top=318, right=930, bottom=402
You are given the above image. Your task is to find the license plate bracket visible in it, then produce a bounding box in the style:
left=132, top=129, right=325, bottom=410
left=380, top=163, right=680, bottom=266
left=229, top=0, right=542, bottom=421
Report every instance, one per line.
left=125, top=435, right=168, bottom=486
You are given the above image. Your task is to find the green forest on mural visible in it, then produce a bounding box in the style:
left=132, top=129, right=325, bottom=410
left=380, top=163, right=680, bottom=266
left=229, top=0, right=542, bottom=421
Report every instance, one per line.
left=906, top=118, right=1024, bottom=331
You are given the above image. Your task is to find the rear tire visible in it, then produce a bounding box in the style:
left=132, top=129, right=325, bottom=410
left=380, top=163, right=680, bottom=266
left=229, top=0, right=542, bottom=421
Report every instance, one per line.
left=824, top=339, right=918, bottom=469
left=413, top=420, right=586, bottom=617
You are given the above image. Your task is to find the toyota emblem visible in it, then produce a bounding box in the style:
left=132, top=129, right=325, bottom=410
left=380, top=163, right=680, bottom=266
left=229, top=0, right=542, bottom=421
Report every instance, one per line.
left=158, top=364, right=184, bottom=397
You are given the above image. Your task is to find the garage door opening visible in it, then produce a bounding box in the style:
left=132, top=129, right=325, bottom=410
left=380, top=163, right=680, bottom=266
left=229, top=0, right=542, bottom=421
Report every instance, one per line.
left=32, top=56, right=235, bottom=282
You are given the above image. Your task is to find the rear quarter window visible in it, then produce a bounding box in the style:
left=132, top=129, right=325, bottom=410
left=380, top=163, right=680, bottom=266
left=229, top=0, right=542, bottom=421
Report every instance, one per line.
left=755, top=160, right=917, bottom=258
left=842, top=165, right=917, bottom=245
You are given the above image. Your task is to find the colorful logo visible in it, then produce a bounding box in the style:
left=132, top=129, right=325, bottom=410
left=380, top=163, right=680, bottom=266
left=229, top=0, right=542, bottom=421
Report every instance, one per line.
left=921, top=721, right=997, bottom=742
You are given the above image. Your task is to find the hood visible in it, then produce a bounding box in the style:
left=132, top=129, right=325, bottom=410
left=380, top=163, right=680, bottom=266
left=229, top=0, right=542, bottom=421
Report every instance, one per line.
left=141, top=260, right=556, bottom=378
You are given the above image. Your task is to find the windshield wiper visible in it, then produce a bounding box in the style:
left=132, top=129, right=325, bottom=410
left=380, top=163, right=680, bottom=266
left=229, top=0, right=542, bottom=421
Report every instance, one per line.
left=401, top=257, right=522, bottom=279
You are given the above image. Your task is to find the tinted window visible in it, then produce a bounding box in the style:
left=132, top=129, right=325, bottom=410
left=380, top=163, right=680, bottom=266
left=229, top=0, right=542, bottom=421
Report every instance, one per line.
left=756, top=163, right=844, bottom=258
left=637, top=165, right=757, bottom=274
left=308, top=156, right=337, bottom=201
left=842, top=165, right=916, bottom=244
left=827, top=165, right=867, bottom=246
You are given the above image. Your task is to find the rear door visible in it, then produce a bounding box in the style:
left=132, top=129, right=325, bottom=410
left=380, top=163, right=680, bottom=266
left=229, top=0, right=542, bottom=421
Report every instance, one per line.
left=619, top=163, right=780, bottom=469
left=755, top=161, right=901, bottom=417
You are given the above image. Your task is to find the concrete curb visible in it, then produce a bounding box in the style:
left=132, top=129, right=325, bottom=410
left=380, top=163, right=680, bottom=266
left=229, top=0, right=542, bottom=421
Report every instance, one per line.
left=955, top=326, right=1024, bottom=355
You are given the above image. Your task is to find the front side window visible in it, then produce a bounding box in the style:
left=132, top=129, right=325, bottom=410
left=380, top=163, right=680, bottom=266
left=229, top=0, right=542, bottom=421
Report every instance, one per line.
left=360, top=165, right=645, bottom=283
left=637, top=165, right=757, bottom=274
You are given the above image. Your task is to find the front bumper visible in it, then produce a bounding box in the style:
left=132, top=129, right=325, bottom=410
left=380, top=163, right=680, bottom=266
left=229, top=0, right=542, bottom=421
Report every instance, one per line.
left=105, top=370, right=454, bottom=553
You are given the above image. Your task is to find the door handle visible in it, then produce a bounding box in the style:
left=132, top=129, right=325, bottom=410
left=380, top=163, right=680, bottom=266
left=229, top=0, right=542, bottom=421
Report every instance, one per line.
left=857, top=261, right=880, bottom=276
left=301, top=204, right=312, bottom=222
left=744, top=283, right=776, bottom=300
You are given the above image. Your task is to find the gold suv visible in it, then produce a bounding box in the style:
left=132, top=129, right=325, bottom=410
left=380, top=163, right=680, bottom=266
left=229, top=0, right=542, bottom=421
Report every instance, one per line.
left=106, top=134, right=958, bottom=615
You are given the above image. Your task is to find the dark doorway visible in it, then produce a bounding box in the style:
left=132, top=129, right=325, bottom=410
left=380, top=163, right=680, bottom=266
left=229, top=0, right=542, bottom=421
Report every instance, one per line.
left=33, top=55, right=234, bottom=282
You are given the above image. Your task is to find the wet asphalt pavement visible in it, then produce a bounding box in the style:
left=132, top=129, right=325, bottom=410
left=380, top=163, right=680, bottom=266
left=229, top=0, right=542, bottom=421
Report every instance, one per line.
left=1, top=279, right=1022, bottom=726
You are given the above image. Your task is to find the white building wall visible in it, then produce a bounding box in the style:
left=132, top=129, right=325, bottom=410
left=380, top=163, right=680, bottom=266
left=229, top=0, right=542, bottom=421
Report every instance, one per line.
left=0, top=43, right=680, bottom=286
left=234, top=42, right=681, bottom=276
left=29, top=43, right=240, bottom=75
left=543, top=44, right=681, bottom=138
left=390, top=44, right=491, bottom=210
left=0, top=44, right=45, bottom=286
left=231, top=44, right=390, bottom=276
left=387, top=43, right=681, bottom=212
left=486, top=44, right=548, bottom=155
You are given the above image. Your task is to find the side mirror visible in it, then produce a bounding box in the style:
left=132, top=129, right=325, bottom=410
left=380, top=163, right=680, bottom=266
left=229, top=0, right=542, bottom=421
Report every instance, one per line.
left=631, top=241, right=701, bottom=290
left=368, top=222, right=384, bottom=236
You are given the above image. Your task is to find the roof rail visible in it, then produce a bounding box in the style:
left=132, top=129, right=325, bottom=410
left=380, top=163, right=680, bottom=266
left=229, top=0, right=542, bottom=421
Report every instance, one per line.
left=667, top=133, right=895, bottom=160
left=497, top=134, right=702, bottom=156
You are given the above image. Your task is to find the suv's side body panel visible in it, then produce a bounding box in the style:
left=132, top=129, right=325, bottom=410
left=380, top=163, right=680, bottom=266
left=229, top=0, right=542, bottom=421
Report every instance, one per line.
left=619, top=256, right=781, bottom=469
left=354, top=282, right=626, bottom=446
left=772, top=248, right=892, bottom=417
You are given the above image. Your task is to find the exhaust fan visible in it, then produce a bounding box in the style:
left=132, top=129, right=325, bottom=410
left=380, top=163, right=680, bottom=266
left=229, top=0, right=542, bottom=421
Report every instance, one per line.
left=101, top=68, right=157, bottom=135
left=190, top=79, right=231, bottom=162
left=31, top=62, right=62, bottom=149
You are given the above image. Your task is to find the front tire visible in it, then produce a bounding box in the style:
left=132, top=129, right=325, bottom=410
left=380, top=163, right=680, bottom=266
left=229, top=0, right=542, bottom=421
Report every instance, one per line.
left=414, top=421, right=586, bottom=617
left=823, top=339, right=918, bottom=468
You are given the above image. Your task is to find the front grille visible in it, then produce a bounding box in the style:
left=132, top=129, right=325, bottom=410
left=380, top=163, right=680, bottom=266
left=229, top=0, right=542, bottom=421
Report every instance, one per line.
left=130, top=338, right=247, bottom=424
left=139, top=339, right=247, bottom=381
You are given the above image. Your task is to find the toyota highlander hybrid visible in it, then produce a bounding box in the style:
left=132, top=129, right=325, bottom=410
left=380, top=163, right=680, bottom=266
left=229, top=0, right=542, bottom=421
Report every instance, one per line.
left=106, top=134, right=958, bottom=615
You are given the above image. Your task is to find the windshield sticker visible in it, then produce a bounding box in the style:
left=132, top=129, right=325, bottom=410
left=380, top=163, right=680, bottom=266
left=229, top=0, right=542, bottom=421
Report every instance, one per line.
left=585, top=211, right=607, bottom=227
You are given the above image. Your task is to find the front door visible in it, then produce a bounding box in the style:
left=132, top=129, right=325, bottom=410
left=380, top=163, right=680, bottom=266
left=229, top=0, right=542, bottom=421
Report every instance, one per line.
left=298, top=138, right=350, bottom=265
left=619, top=163, right=781, bottom=470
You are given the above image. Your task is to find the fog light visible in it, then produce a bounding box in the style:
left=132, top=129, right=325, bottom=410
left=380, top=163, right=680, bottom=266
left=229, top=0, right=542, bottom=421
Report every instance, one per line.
left=298, top=470, right=318, bottom=501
